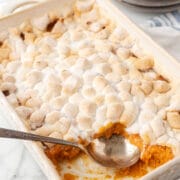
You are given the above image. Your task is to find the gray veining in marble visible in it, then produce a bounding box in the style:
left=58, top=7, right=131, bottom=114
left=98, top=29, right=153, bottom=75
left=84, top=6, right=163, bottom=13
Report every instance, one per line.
left=0, top=108, right=46, bottom=180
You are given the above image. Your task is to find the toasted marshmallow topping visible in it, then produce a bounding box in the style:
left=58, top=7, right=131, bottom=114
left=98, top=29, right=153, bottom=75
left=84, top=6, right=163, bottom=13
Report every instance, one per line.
left=0, top=0, right=179, bottom=156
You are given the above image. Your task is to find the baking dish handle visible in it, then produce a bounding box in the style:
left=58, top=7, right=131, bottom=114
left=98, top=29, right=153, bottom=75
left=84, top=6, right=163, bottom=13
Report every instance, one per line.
left=0, top=0, right=44, bottom=16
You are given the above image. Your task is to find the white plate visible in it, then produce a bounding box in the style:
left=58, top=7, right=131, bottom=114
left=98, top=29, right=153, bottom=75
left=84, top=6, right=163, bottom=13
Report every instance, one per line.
left=119, top=0, right=180, bottom=13
left=122, top=0, right=180, bottom=7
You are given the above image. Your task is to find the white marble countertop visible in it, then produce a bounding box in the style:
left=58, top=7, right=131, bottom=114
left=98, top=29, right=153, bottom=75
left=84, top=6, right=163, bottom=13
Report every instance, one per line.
left=0, top=1, right=179, bottom=180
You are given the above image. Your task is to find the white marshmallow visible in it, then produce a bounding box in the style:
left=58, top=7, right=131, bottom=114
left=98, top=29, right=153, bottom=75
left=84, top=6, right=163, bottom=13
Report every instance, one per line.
left=120, top=101, right=138, bottom=127
left=150, top=117, right=166, bottom=138
left=62, top=103, right=78, bottom=119
left=76, top=114, right=93, bottom=130
left=31, top=14, right=50, bottom=31
left=45, top=111, right=60, bottom=124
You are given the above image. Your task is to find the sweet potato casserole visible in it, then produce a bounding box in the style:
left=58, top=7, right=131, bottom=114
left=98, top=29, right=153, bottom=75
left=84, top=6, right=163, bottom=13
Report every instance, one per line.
left=0, top=0, right=179, bottom=179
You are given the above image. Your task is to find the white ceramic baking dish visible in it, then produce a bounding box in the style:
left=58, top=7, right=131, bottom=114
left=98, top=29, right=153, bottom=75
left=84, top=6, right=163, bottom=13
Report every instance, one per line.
left=0, top=0, right=179, bottom=179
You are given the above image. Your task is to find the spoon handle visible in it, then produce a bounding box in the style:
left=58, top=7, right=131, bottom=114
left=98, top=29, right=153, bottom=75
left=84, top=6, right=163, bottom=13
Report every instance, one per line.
left=0, top=127, right=79, bottom=148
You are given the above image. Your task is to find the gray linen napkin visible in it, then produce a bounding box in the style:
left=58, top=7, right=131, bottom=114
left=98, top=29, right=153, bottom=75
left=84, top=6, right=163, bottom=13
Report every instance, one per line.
left=141, top=10, right=180, bottom=61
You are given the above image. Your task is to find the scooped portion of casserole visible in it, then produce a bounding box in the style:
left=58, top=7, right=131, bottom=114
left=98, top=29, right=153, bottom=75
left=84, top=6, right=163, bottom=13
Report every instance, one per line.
left=0, top=0, right=179, bottom=179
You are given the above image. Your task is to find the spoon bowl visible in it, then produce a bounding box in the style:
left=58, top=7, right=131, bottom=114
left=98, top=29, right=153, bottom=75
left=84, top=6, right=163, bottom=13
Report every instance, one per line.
left=0, top=128, right=140, bottom=168
left=85, top=134, right=140, bottom=168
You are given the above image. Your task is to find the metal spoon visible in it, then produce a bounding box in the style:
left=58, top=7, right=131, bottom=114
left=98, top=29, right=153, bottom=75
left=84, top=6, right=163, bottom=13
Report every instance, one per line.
left=0, top=127, right=140, bottom=168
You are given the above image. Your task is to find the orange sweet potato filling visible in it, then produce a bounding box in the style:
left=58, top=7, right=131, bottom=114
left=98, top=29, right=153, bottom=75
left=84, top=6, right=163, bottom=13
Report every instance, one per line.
left=45, top=144, right=82, bottom=167
left=63, top=173, right=77, bottom=180
left=95, top=123, right=174, bottom=178
left=115, top=136, right=174, bottom=178
left=45, top=123, right=174, bottom=178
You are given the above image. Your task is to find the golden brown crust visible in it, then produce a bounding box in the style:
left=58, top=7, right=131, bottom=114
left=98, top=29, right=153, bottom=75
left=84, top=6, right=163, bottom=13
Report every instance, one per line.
left=45, top=144, right=82, bottom=166
left=63, top=173, right=77, bottom=180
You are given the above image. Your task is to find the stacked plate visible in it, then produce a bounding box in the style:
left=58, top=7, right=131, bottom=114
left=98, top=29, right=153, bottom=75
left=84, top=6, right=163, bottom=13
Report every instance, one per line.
left=122, top=0, right=180, bottom=7
left=121, top=0, right=180, bottom=12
